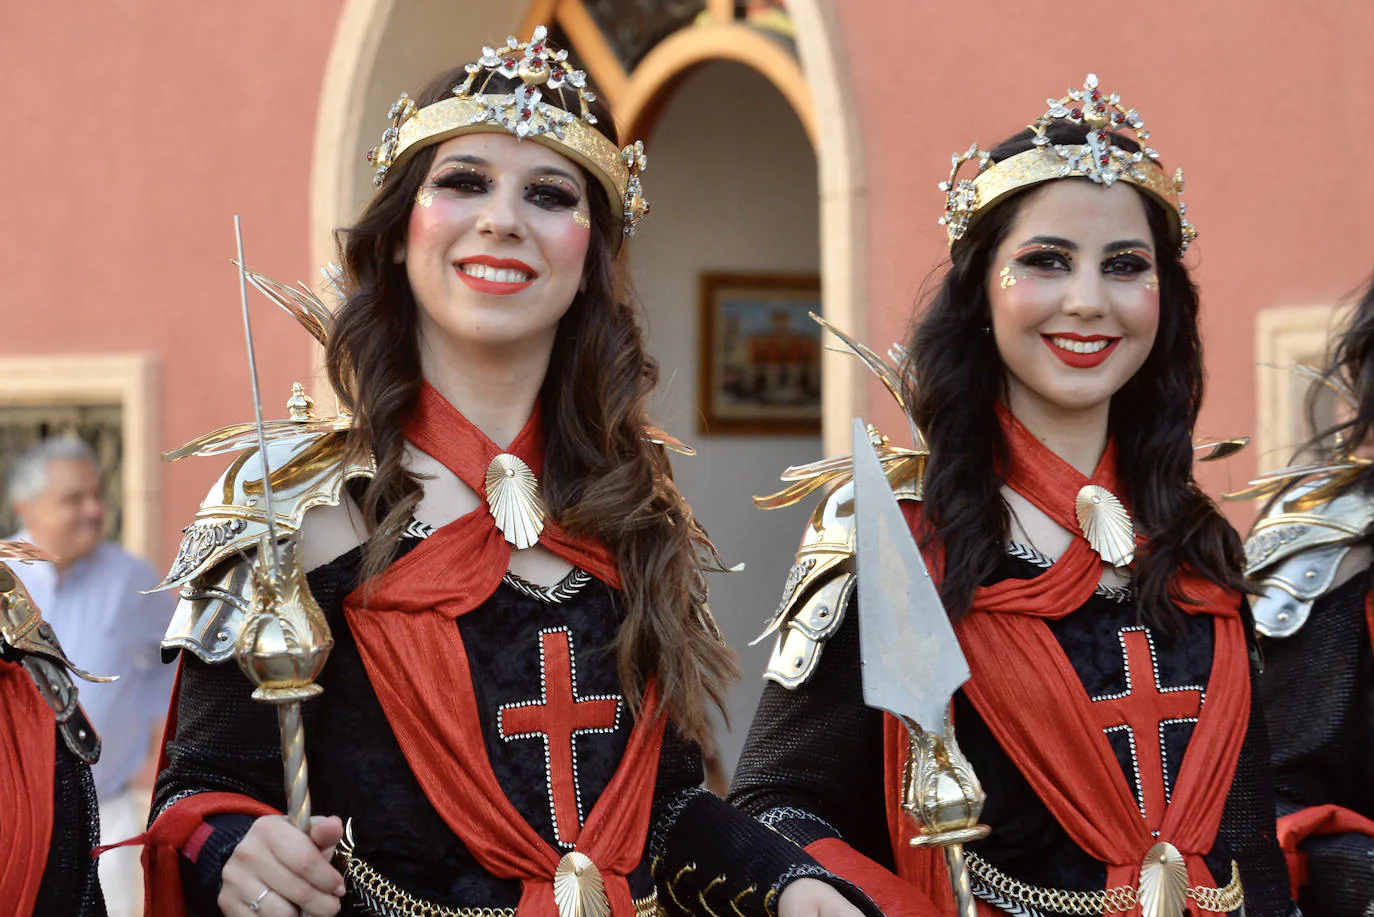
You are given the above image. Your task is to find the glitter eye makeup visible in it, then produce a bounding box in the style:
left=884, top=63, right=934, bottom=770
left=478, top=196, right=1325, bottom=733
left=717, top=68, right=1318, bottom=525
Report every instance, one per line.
left=1106, top=247, right=1154, bottom=264
left=1143, top=274, right=1159, bottom=292
left=1011, top=243, right=1073, bottom=273
left=433, top=162, right=490, bottom=181
left=999, top=264, right=1016, bottom=289
left=572, top=211, right=590, bottom=229
left=415, top=187, right=437, bottom=208
left=525, top=176, right=581, bottom=210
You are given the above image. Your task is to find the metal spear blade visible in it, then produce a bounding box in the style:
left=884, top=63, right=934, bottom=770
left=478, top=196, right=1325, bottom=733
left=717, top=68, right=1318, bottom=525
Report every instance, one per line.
left=852, top=417, right=970, bottom=732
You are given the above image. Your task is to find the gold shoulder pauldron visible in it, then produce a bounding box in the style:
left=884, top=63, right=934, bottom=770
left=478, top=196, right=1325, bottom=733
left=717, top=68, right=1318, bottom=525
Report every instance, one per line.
left=752, top=320, right=926, bottom=689
left=756, top=462, right=920, bottom=688
left=1245, top=488, right=1374, bottom=638
left=154, top=428, right=371, bottom=663
left=0, top=558, right=108, bottom=763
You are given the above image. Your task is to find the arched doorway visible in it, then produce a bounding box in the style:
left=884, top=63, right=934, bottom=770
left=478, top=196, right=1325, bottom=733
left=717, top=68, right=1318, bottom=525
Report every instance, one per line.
left=310, top=0, right=865, bottom=774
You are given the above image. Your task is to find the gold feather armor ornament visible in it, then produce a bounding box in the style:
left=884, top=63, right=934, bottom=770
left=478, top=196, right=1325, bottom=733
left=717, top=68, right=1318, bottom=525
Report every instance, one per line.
left=485, top=453, right=546, bottom=550
left=1074, top=484, right=1135, bottom=568
left=1137, top=842, right=1188, bottom=917
left=553, top=852, right=609, bottom=917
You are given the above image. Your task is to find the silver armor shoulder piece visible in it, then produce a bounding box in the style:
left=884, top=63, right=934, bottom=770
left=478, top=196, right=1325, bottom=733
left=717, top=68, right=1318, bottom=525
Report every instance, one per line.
left=155, top=430, right=372, bottom=662
left=758, top=471, right=920, bottom=688
left=763, top=573, right=855, bottom=688
left=1246, top=486, right=1374, bottom=638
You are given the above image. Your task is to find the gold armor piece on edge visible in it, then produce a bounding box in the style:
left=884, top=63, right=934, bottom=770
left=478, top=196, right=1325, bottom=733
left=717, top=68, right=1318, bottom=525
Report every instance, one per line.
left=0, top=561, right=114, bottom=682
left=756, top=434, right=922, bottom=689
left=1243, top=484, right=1374, bottom=638
left=155, top=428, right=373, bottom=663
left=764, top=575, right=854, bottom=688
left=0, top=557, right=110, bottom=764
left=753, top=319, right=926, bottom=690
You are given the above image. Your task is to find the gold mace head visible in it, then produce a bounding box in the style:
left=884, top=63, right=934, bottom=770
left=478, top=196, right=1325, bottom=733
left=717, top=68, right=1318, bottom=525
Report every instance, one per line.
left=902, top=725, right=991, bottom=847
left=235, top=536, right=333, bottom=703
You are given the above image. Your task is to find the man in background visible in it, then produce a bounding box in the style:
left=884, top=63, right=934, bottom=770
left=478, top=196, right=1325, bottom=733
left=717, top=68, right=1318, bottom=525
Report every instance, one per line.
left=8, top=436, right=175, bottom=917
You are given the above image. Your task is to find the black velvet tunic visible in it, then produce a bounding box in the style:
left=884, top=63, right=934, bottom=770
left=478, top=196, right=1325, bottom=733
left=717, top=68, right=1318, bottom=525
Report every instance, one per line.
left=1258, top=566, right=1374, bottom=916
left=153, top=540, right=869, bottom=917
left=730, top=552, right=1294, bottom=917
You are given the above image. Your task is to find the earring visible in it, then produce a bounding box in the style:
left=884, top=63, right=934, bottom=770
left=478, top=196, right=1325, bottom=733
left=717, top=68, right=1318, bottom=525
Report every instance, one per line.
left=999, top=264, right=1016, bottom=289
left=982, top=322, right=992, bottom=335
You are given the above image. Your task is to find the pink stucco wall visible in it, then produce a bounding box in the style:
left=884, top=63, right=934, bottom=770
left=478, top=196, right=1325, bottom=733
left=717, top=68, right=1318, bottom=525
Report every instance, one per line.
left=6, top=0, right=1373, bottom=563
left=2, top=2, right=339, bottom=563
left=832, top=1, right=1374, bottom=527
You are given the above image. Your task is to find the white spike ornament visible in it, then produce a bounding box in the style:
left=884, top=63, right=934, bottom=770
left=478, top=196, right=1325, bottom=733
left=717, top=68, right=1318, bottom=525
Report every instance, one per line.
left=1075, top=484, right=1136, bottom=568
left=485, top=453, right=546, bottom=550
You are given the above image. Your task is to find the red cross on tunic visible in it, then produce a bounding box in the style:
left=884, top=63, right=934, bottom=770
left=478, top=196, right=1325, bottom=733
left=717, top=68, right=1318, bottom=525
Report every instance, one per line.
left=1086, top=627, right=1203, bottom=831
left=499, top=628, right=620, bottom=845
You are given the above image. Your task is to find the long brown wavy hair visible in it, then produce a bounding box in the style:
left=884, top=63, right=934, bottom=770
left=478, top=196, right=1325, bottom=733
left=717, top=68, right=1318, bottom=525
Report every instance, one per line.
left=326, top=66, right=737, bottom=746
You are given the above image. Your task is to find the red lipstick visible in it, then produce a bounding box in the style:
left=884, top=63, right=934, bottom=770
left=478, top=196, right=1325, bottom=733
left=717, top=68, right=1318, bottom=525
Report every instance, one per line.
left=1041, top=333, right=1121, bottom=369
left=454, top=254, right=537, bottom=295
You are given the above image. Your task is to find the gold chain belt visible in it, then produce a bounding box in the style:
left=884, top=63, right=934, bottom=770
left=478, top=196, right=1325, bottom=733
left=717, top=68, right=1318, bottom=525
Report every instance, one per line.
left=965, top=851, right=1244, bottom=915
left=340, top=830, right=662, bottom=917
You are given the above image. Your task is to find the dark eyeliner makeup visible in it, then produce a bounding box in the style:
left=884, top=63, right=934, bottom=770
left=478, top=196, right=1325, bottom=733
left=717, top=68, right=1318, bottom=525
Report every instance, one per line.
left=526, top=176, right=580, bottom=209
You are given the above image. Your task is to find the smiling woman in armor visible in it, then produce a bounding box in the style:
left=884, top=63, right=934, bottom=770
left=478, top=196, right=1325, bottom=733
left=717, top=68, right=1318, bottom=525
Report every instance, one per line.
left=1242, top=272, right=1374, bottom=915
left=141, top=28, right=875, bottom=917
left=729, top=76, right=1295, bottom=916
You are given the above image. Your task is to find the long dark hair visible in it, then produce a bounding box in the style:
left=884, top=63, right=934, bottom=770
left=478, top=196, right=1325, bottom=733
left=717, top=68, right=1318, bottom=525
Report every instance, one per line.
left=1280, top=272, right=1374, bottom=496
left=906, top=121, right=1247, bottom=631
left=326, top=66, right=736, bottom=745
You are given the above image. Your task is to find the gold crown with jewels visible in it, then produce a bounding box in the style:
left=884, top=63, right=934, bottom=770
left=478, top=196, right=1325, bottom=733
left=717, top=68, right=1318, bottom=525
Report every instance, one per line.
left=367, top=25, right=649, bottom=238
left=939, top=73, right=1194, bottom=254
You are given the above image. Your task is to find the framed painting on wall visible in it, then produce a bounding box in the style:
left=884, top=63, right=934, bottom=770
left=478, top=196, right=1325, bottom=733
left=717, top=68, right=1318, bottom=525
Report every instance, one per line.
left=698, top=272, right=822, bottom=435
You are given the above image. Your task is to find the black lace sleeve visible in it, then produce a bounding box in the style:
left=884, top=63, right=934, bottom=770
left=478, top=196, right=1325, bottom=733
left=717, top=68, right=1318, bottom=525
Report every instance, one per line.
left=150, top=650, right=293, bottom=913
left=653, top=725, right=880, bottom=917
left=1214, top=640, right=1300, bottom=917
left=34, top=733, right=107, bottom=917
left=727, top=597, right=892, bottom=867
left=1257, top=571, right=1374, bottom=914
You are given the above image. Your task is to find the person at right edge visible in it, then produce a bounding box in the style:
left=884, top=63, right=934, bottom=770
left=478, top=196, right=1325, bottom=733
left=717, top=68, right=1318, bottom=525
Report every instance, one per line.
left=729, top=75, right=1295, bottom=915
left=1240, top=272, right=1374, bottom=915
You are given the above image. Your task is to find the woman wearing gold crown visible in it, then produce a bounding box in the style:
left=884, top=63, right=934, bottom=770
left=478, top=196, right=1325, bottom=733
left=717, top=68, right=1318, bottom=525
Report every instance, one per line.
left=730, top=75, right=1294, bottom=916
left=139, top=27, right=875, bottom=917
left=1240, top=272, right=1374, bottom=914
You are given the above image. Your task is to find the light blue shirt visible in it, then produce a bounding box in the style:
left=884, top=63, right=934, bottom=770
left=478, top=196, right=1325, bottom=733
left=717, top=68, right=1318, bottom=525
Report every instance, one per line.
left=12, top=536, right=176, bottom=799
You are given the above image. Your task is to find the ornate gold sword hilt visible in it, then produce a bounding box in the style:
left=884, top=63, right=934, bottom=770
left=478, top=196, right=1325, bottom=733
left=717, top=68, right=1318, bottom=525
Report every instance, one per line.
left=234, top=535, right=333, bottom=833
left=901, top=714, right=988, bottom=917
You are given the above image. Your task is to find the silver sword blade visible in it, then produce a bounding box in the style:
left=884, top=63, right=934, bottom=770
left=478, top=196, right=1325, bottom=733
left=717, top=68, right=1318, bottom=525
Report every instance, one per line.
left=233, top=216, right=282, bottom=575
left=852, top=417, right=970, bottom=732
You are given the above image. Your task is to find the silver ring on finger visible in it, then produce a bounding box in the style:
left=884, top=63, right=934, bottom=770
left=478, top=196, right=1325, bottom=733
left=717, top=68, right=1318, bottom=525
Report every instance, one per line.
left=247, top=887, right=272, bottom=912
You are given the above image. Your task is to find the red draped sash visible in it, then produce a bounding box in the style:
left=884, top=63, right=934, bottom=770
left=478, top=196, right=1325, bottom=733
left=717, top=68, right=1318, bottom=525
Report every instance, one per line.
left=885, top=407, right=1250, bottom=916
left=146, top=385, right=655, bottom=917
left=0, top=662, right=56, bottom=914
left=344, top=383, right=661, bottom=917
